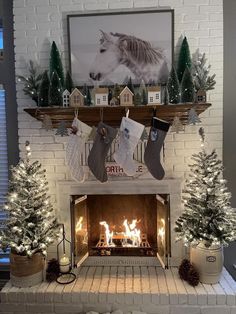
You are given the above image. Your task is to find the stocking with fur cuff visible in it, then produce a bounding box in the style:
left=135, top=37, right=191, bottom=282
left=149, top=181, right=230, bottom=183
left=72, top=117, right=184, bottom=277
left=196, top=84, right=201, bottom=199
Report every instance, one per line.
left=66, top=117, right=92, bottom=182
left=114, top=117, right=144, bottom=176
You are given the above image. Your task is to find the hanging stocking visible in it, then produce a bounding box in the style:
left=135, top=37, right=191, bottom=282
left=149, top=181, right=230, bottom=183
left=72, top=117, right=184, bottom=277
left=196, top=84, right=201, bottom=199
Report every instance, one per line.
left=144, top=117, right=170, bottom=180
left=114, top=115, right=144, bottom=176
left=88, top=122, right=117, bottom=183
left=66, top=117, right=92, bottom=182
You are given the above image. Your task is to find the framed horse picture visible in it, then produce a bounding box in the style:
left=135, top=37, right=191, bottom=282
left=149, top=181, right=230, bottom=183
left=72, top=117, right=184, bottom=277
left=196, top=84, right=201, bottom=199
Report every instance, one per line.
left=67, top=9, right=174, bottom=86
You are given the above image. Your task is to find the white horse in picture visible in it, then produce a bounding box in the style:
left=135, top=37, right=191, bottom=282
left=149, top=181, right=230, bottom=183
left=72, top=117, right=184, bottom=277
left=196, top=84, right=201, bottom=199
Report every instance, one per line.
left=89, top=30, right=169, bottom=84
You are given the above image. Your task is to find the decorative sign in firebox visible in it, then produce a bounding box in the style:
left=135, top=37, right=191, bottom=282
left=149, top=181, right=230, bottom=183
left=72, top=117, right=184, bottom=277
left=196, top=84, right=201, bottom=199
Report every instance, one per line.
left=71, top=194, right=171, bottom=268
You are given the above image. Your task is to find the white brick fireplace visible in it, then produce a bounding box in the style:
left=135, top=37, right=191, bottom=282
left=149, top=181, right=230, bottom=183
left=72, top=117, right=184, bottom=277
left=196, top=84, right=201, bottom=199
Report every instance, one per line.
left=14, top=0, right=223, bottom=231
left=2, top=1, right=227, bottom=313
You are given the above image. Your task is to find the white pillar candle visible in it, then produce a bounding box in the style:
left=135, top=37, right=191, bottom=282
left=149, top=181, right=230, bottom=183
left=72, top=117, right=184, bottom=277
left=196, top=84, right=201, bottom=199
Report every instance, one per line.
left=59, top=254, right=70, bottom=273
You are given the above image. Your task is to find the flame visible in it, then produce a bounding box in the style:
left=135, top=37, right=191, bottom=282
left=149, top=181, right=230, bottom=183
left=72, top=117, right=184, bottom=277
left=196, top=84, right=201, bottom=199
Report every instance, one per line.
left=99, top=218, right=142, bottom=247
left=123, top=219, right=141, bottom=247
left=100, top=221, right=114, bottom=246
left=158, top=218, right=165, bottom=245
left=75, top=216, right=83, bottom=233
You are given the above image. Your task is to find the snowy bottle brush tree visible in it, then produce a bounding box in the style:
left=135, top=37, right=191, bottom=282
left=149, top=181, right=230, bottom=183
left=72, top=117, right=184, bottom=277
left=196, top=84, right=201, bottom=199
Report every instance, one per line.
left=175, top=128, right=236, bottom=248
left=0, top=142, right=59, bottom=257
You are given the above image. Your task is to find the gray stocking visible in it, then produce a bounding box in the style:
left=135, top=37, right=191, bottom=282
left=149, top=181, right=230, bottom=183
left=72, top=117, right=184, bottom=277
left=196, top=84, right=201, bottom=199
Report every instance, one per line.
left=88, top=122, right=117, bottom=182
left=144, top=117, right=170, bottom=180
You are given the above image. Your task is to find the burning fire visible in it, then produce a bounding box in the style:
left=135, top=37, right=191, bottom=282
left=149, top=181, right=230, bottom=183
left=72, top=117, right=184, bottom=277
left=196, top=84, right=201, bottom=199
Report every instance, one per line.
left=123, top=219, right=141, bottom=247
left=99, top=218, right=141, bottom=247
left=75, top=216, right=83, bottom=233
left=158, top=218, right=165, bottom=245
left=99, top=221, right=115, bottom=247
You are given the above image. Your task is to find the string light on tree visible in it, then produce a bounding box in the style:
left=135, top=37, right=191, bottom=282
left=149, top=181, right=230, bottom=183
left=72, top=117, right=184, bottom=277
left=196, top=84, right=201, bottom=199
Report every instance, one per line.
left=175, top=128, right=236, bottom=247
left=0, top=141, right=59, bottom=257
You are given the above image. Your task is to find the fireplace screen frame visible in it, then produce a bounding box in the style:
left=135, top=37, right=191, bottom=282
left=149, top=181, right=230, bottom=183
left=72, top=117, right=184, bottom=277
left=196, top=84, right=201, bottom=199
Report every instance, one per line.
left=70, top=193, right=171, bottom=268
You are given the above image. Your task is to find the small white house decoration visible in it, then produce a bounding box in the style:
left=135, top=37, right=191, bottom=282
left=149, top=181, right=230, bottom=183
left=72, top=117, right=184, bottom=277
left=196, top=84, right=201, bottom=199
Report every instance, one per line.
left=119, top=86, right=134, bottom=106
left=94, top=87, right=108, bottom=106
left=70, top=88, right=84, bottom=107
left=147, top=86, right=161, bottom=105
left=62, top=89, right=70, bottom=107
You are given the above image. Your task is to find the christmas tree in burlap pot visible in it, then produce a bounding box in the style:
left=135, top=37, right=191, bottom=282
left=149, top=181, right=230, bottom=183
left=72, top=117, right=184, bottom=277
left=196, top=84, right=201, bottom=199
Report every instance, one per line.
left=177, top=36, right=192, bottom=83
left=49, top=41, right=64, bottom=87
left=38, top=70, right=50, bottom=107
left=0, top=142, right=58, bottom=287
left=175, top=128, right=236, bottom=284
left=167, top=65, right=180, bottom=104
left=49, top=71, right=62, bottom=106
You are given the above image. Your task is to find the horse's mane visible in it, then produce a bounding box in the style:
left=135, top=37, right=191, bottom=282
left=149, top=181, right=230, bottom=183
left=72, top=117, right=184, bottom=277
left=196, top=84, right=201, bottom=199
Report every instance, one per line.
left=111, top=32, right=163, bottom=64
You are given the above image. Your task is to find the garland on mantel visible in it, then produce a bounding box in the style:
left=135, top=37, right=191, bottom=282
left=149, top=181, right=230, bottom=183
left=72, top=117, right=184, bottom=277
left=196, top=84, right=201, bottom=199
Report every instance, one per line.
left=17, top=37, right=216, bottom=107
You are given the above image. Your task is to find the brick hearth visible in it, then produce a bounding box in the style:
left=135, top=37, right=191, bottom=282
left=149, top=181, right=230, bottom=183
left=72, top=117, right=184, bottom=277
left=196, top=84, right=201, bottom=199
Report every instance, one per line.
left=0, top=267, right=236, bottom=314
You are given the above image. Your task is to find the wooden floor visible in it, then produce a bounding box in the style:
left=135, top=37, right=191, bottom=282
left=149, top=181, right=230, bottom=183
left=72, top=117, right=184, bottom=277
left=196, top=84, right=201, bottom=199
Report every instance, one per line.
left=1, top=266, right=236, bottom=314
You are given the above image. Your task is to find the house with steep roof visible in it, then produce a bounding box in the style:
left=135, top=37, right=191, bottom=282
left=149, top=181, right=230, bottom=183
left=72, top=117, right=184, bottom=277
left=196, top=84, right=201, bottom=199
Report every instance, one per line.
left=147, top=86, right=161, bottom=105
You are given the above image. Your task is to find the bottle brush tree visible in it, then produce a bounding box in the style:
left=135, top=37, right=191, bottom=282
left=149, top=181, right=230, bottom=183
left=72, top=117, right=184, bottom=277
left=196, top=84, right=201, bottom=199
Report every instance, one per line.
left=167, top=65, right=180, bottom=104
left=175, top=128, right=236, bottom=248
left=49, top=41, right=64, bottom=87
left=181, top=67, right=195, bottom=103
left=0, top=142, right=58, bottom=257
left=64, top=70, right=74, bottom=93
left=38, top=70, right=50, bottom=107
left=177, top=36, right=192, bottom=83
left=49, top=71, right=62, bottom=106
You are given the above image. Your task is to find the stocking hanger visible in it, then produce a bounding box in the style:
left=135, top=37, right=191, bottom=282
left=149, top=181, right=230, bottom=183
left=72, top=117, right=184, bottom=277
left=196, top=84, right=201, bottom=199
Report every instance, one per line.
left=125, top=108, right=130, bottom=118
left=74, top=109, right=79, bottom=118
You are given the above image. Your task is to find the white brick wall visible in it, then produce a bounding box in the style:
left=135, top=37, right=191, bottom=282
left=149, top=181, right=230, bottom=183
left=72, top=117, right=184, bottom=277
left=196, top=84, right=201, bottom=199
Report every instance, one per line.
left=13, top=0, right=223, bottom=231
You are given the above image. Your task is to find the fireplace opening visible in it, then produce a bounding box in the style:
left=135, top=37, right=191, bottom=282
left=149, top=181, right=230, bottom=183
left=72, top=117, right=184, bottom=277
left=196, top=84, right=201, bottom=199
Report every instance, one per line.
left=71, top=194, right=171, bottom=267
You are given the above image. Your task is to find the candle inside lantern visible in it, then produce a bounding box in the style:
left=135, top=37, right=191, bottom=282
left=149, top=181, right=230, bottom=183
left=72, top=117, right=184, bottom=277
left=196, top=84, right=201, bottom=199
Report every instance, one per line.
left=59, top=254, right=70, bottom=273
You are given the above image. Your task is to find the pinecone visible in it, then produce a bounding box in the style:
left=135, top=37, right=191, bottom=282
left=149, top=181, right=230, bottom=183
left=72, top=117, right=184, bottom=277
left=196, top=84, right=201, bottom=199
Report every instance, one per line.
left=178, top=259, right=191, bottom=281
left=46, top=258, right=60, bottom=282
left=187, top=265, right=200, bottom=287
left=46, top=271, right=58, bottom=282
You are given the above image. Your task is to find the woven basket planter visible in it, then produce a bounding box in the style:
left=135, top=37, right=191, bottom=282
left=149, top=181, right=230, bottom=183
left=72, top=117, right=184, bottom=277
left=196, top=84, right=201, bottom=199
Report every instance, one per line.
left=10, top=252, right=45, bottom=287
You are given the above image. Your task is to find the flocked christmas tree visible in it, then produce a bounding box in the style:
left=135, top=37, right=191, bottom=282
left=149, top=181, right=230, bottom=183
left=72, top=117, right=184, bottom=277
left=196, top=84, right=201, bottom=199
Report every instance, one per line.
left=49, top=71, right=62, bottom=106
left=38, top=70, right=50, bottom=107
left=49, top=41, right=64, bottom=87
left=191, top=50, right=216, bottom=92
left=177, top=36, right=192, bottom=83
left=64, top=70, right=74, bottom=93
left=181, top=67, right=195, bottom=103
left=17, top=60, right=43, bottom=105
left=167, top=65, right=180, bottom=104
left=0, top=141, right=58, bottom=257
left=175, top=128, right=236, bottom=247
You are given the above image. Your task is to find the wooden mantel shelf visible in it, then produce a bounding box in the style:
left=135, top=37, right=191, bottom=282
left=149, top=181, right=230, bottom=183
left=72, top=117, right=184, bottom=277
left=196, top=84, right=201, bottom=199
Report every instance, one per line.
left=24, top=103, right=211, bottom=128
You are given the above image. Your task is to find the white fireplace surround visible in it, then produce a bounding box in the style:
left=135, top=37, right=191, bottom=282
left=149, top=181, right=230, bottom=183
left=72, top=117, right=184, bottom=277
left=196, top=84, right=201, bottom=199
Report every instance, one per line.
left=57, top=178, right=184, bottom=267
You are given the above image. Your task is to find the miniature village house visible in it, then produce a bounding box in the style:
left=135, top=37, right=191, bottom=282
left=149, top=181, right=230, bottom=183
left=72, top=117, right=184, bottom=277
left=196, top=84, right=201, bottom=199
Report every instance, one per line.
left=62, top=89, right=70, bottom=107
left=69, top=88, right=84, bottom=107
left=94, top=87, right=108, bottom=106
left=119, top=86, right=134, bottom=106
left=196, top=89, right=206, bottom=103
left=147, top=86, right=161, bottom=105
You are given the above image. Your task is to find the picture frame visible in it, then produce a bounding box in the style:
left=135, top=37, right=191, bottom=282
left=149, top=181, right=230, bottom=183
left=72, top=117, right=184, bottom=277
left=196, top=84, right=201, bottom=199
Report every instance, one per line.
left=67, top=9, right=174, bottom=87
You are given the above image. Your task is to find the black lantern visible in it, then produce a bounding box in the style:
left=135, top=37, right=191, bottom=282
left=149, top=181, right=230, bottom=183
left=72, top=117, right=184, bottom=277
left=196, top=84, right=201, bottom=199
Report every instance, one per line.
left=56, top=223, right=76, bottom=284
